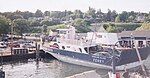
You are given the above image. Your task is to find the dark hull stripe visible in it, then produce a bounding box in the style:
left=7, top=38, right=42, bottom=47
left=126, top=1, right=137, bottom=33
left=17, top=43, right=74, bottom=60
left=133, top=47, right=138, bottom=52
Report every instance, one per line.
left=48, top=47, right=150, bottom=67
left=53, top=49, right=112, bottom=66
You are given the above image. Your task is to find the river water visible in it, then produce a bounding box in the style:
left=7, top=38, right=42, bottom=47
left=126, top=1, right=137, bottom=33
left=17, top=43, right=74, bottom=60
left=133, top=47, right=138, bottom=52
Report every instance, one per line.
left=1, top=55, right=150, bottom=78
left=2, top=58, right=96, bottom=78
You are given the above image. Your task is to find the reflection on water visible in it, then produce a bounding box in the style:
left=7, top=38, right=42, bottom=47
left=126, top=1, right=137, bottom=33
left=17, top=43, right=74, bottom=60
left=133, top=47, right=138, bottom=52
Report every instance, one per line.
left=2, top=55, right=150, bottom=78
left=2, top=59, right=95, bottom=78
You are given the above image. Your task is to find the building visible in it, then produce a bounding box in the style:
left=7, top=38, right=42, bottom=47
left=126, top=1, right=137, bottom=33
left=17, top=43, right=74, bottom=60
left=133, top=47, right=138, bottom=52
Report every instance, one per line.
left=117, top=30, right=150, bottom=48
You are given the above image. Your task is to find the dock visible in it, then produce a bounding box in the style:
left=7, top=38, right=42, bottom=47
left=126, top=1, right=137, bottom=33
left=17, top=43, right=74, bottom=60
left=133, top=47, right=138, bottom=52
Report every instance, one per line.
left=66, top=70, right=103, bottom=78
left=0, top=47, right=36, bottom=55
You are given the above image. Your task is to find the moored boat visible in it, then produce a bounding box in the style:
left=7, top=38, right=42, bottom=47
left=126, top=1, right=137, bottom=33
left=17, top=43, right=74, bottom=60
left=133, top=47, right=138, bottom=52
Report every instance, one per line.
left=43, top=41, right=150, bottom=70
left=43, top=26, right=150, bottom=70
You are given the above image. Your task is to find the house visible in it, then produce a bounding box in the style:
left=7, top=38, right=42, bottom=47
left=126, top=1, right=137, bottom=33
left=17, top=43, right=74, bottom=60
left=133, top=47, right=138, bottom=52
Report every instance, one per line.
left=117, top=30, right=150, bottom=47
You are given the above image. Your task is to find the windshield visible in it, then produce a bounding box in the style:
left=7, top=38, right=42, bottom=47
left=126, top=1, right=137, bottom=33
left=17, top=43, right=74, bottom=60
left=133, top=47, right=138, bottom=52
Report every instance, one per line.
left=84, top=45, right=102, bottom=54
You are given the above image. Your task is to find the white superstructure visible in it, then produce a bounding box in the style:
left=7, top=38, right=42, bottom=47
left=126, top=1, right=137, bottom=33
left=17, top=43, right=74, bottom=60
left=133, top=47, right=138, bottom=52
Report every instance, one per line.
left=86, top=32, right=119, bottom=45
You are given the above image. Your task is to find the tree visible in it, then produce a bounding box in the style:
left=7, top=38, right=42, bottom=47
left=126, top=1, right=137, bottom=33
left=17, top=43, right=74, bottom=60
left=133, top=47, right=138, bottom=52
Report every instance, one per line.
left=43, top=25, right=47, bottom=34
left=41, top=20, right=61, bottom=26
left=106, top=9, right=112, bottom=21
left=50, top=11, right=62, bottom=18
left=115, top=15, right=121, bottom=22
left=68, top=10, right=83, bottom=20
left=34, top=9, right=43, bottom=17
left=120, top=11, right=128, bottom=22
left=96, top=9, right=104, bottom=22
left=0, top=15, right=11, bottom=35
left=73, top=10, right=83, bottom=19
left=22, top=11, right=33, bottom=19
left=106, top=24, right=116, bottom=33
left=73, top=18, right=84, bottom=26
left=14, top=19, right=30, bottom=36
left=86, top=7, right=96, bottom=18
left=44, top=11, right=50, bottom=16
left=128, top=11, right=136, bottom=22
left=111, top=10, right=118, bottom=22
left=128, top=15, right=134, bottom=22
left=72, top=18, right=91, bottom=33
left=30, top=20, right=41, bottom=27
left=12, top=14, right=23, bottom=19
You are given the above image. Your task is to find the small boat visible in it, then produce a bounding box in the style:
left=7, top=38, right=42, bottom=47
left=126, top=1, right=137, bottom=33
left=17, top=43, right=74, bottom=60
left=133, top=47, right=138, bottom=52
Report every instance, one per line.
left=43, top=26, right=150, bottom=70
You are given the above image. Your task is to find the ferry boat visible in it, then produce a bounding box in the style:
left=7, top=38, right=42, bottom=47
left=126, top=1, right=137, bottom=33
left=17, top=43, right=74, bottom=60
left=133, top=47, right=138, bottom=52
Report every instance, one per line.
left=43, top=26, right=150, bottom=70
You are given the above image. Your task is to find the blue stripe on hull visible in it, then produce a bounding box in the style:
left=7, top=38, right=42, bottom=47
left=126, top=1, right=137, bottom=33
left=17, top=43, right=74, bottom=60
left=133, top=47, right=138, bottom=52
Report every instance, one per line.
left=52, top=49, right=112, bottom=66
left=47, top=47, right=150, bottom=68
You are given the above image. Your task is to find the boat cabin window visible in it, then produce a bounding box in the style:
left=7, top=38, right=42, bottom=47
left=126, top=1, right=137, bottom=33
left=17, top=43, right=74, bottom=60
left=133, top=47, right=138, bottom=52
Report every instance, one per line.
left=96, top=35, right=102, bottom=38
left=147, top=41, right=150, bottom=47
left=59, top=31, right=67, bottom=34
left=62, top=46, right=65, bottom=50
left=84, top=45, right=102, bottom=54
left=138, top=41, right=144, bottom=47
left=67, top=46, right=70, bottom=48
left=79, top=48, right=82, bottom=52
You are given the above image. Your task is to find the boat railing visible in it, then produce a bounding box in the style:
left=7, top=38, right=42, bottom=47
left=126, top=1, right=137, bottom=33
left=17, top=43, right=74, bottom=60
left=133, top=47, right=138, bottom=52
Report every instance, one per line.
left=56, top=38, right=95, bottom=46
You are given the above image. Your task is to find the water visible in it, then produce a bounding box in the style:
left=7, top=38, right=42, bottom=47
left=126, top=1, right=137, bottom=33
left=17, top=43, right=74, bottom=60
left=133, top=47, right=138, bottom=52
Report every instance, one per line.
left=2, top=59, right=95, bottom=78
left=1, top=55, right=150, bottom=78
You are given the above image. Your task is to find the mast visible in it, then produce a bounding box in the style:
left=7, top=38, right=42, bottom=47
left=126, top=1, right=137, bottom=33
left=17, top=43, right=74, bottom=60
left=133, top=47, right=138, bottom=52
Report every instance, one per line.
left=135, top=44, right=148, bottom=77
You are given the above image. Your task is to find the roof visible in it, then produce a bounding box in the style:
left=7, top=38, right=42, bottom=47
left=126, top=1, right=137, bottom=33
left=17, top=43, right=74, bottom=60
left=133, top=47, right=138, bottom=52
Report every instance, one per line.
left=117, top=30, right=150, bottom=38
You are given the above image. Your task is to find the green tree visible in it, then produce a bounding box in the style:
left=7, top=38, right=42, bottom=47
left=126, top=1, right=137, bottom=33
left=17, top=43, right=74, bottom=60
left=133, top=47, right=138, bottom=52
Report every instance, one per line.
left=73, top=10, right=83, bottom=19
left=128, top=15, right=134, bottom=22
left=34, top=9, right=43, bottom=17
left=44, top=11, right=50, bottom=16
left=106, top=25, right=116, bottom=32
left=106, top=9, right=112, bottom=21
left=0, top=15, right=11, bottom=35
left=22, top=11, right=33, bottom=19
left=115, top=15, right=121, bottom=22
left=96, top=9, right=104, bottom=22
left=50, top=11, right=61, bottom=18
left=72, top=18, right=91, bottom=33
left=30, top=20, right=41, bottom=27
left=41, top=20, right=61, bottom=26
left=86, top=7, right=96, bottom=18
left=43, top=25, right=47, bottom=34
left=120, top=11, right=128, bottom=22
left=73, top=18, right=84, bottom=26
left=111, top=10, right=118, bottom=22
left=14, top=19, right=30, bottom=36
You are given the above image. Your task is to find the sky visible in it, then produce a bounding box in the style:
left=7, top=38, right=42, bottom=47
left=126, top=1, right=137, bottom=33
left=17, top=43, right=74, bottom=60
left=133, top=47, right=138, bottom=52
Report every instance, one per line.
left=0, top=0, right=150, bottom=13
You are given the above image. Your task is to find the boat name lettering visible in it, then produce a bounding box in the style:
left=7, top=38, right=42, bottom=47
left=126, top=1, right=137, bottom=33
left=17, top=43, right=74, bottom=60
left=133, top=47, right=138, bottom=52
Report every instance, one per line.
left=93, top=59, right=104, bottom=63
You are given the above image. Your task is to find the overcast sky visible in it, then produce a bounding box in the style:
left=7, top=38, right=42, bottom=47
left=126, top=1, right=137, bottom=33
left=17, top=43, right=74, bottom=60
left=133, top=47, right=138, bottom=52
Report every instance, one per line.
left=0, top=0, right=150, bottom=13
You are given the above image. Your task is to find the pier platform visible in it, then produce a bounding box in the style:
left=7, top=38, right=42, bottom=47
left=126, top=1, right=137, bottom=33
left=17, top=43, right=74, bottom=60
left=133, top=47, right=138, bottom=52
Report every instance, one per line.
left=66, top=70, right=102, bottom=78
left=0, top=47, right=36, bottom=55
